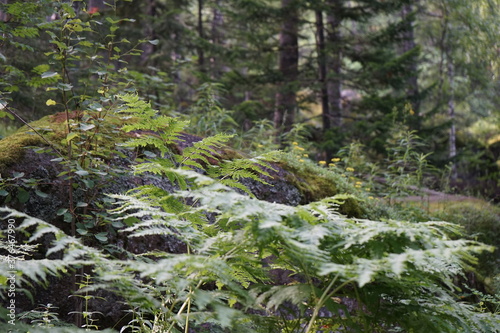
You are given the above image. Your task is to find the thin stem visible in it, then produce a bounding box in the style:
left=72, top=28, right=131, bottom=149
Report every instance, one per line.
left=166, top=280, right=203, bottom=332
left=184, top=289, right=191, bottom=333
left=304, top=275, right=353, bottom=333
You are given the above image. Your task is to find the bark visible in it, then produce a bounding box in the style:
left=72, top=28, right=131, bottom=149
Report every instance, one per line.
left=316, top=10, right=330, bottom=132
left=140, top=0, right=157, bottom=66
left=326, top=0, right=342, bottom=128
left=210, top=0, right=224, bottom=78
left=439, top=3, right=457, bottom=180
left=447, top=57, right=457, bottom=180
left=197, top=0, right=205, bottom=71
left=274, top=0, right=299, bottom=137
left=0, top=0, right=9, bottom=22
left=400, top=2, right=421, bottom=125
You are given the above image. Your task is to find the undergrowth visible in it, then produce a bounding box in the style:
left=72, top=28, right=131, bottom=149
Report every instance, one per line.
left=0, top=1, right=499, bottom=332
left=1, top=93, right=500, bottom=330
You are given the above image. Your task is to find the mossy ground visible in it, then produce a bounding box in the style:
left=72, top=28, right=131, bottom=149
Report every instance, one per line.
left=0, top=116, right=66, bottom=173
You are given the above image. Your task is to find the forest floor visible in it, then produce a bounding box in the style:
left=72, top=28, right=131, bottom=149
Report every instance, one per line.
left=394, top=188, right=499, bottom=214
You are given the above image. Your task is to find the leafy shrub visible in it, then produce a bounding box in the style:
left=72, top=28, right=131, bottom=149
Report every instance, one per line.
left=1, top=169, right=500, bottom=332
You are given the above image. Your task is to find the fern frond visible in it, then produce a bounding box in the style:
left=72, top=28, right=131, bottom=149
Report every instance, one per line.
left=255, top=284, right=312, bottom=311
left=179, top=133, right=234, bottom=169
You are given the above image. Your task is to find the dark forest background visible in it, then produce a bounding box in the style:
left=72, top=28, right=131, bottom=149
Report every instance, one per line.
left=1, top=0, right=499, bottom=200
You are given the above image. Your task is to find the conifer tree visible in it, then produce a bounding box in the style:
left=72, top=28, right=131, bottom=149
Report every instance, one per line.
left=274, top=0, right=299, bottom=137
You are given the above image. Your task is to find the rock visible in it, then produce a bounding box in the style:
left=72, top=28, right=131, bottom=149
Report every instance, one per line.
left=0, top=112, right=364, bottom=330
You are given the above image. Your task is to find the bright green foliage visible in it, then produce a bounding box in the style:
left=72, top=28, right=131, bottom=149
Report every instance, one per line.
left=115, top=91, right=277, bottom=196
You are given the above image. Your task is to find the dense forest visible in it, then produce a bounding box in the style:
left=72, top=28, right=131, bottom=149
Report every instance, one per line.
left=0, top=0, right=499, bottom=332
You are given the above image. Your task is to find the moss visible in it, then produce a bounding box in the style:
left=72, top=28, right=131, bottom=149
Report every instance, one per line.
left=0, top=112, right=131, bottom=174
left=0, top=131, right=44, bottom=173
left=338, top=197, right=364, bottom=217
left=0, top=114, right=69, bottom=173
left=284, top=163, right=337, bottom=201
left=218, top=147, right=244, bottom=160
left=1, top=113, right=367, bottom=217
left=278, top=155, right=365, bottom=218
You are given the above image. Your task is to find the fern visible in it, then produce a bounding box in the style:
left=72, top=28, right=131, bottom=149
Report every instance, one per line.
left=1, top=91, right=499, bottom=331
left=178, top=133, right=233, bottom=169
left=207, top=153, right=278, bottom=196
left=2, top=166, right=500, bottom=332
left=116, top=91, right=281, bottom=197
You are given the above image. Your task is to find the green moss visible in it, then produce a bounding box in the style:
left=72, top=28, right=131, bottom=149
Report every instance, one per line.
left=338, top=197, right=364, bottom=217
left=218, top=147, right=244, bottom=160
left=0, top=115, right=68, bottom=173
left=279, top=154, right=365, bottom=218
left=0, top=131, right=44, bottom=173
left=284, top=163, right=337, bottom=201
left=0, top=112, right=131, bottom=174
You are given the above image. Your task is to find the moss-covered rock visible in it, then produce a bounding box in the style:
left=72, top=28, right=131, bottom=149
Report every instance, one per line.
left=277, top=155, right=365, bottom=218
left=0, top=113, right=369, bottom=328
left=0, top=113, right=68, bottom=173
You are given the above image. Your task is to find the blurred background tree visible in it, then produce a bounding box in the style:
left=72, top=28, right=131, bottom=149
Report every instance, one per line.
left=0, top=0, right=498, bottom=199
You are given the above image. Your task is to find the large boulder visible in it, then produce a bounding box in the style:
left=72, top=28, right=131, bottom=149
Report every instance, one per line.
left=0, top=112, right=365, bottom=329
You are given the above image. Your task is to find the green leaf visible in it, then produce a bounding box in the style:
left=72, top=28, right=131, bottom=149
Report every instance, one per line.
left=111, top=221, right=124, bottom=228
left=35, top=190, right=49, bottom=198
left=75, top=170, right=89, bottom=176
left=77, top=228, right=88, bottom=235
left=32, top=64, right=50, bottom=74
left=0, top=110, right=14, bottom=120
left=123, top=216, right=140, bottom=226
left=106, top=17, right=119, bottom=24
left=66, top=132, right=79, bottom=142
left=78, top=40, right=93, bottom=47
left=82, top=179, right=94, bottom=188
left=95, top=232, right=108, bottom=242
left=0, top=189, right=9, bottom=196
left=16, top=188, right=29, bottom=203
left=63, top=212, right=73, bottom=223
left=79, top=123, right=96, bottom=131
left=12, top=172, right=25, bottom=178
left=57, top=83, right=73, bottom=91
left=41, top=71, right=58, bottom=79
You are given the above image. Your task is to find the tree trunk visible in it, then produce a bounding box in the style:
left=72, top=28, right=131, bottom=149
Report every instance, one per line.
left=197, top=0, right=205, bottom=71
left=274, top=0, right=299, bottom=138
left=326, top=0, right=342, bottom=128
left=447, top=57, right=457, bottom=180
left=140, top=0, right=157, bottom=66
left=210, top=0, right=224, bottom=79
left=316, top=10, right=330, bottom=132
left=0, top=0, right=10, bottom=22
left=400, top=2, right=421, bottom=126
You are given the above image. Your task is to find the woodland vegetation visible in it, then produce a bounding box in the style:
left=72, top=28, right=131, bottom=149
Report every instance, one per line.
left=0, top=0, right=499, bottom=332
